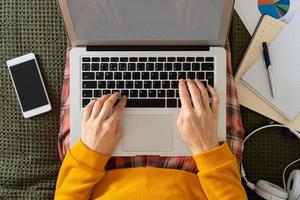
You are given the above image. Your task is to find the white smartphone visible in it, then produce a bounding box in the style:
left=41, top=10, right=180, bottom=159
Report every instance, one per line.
left=6, top=53, right=51, bottom=118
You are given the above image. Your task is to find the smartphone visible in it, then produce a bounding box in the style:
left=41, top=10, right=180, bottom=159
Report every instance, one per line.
left=6, top=53, right=51, bottom=118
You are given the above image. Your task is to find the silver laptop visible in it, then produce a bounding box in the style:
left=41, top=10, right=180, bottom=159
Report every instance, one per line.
left=58, top=0, right=233, bottom=156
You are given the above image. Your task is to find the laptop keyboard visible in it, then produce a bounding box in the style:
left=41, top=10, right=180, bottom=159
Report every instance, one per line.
left=81, top=56, right=215, bottom=108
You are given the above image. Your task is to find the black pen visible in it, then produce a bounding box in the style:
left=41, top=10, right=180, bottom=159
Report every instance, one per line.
left=262, top=42, right=276, bottom=98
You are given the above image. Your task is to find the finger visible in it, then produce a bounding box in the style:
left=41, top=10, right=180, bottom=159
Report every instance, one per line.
left=207, top=85, right=219, bottom=113
left=108, top=95, right=127, bottom=123
left=83, top=100, right=96, bottom=121
left=186, top=80, right=203, bottom=110
left=179, top=79, right=193, bottom=110
left=195, top=80, right=210, bottom=109
left=90, top=95, right=110, bottom=119
left=98, top=92, right=121, bottom=120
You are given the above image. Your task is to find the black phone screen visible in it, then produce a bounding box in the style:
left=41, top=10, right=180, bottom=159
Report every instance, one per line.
left=9, top=59, right=49, bottom=112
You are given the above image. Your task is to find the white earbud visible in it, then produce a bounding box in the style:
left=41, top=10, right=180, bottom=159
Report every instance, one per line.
left=241, top=124, right=300, bottom=200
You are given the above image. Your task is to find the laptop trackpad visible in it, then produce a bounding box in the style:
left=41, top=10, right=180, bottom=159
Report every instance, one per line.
left=122, top=115, right=173, bottom=152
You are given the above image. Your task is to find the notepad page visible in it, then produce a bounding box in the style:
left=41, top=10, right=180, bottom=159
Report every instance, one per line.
left=242, top=13, right=300, bottom=120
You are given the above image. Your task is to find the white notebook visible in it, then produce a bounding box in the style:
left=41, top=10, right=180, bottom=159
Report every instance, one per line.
left=242, top=13, right=300, bottom=121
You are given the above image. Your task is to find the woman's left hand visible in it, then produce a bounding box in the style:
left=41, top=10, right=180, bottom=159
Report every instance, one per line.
left=81, top=92, right=127, bottom=156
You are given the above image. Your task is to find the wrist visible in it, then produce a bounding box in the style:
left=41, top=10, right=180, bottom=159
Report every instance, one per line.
left=191, top=143, right=219, bottom=155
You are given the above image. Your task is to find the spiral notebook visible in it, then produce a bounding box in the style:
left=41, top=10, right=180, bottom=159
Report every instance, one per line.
left=235, top=15, right=300, bottom=131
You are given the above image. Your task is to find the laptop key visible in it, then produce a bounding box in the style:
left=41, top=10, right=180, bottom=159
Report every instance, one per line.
left=129, top=57, right=138, bottom=62
left=121, top=90, right=129, bottom=97
left=171, top=81, right=179, bottom=89
left=144, top=81, right=152, bottom=88
left=167, top=57, right=176, bottom=62
left=92, top=57, right=100, bottom=62
left=120, top=57, right=128, bottom=62
left=96, top=72, right=104, bottom=80
left=98, top=81, right=106, bottom=88
left=164, top=63, right=172, bottom=71
left=201, top=80, right=208, bottom=88
left=114, top=72, right=122, bottom=80
left=151, top=72, right=159, bottom=80
left=187, top=72, right=196, bottom=79
left=158, top=90, right=166, bottom=97
left=196, top=57, right=204, bottom=62
left=178, top=99, right=182, bottom=108
left=126, top=99, right=165, bottom=108
left=148, top=90, right=156, bottom=97
left=202, top=63, right=214, bottom=70
left=167, top=90, right=175, bottom=97
left=167, top=99, right=177, bottom=108
left=133, top=72, right=140, bottom=80
left=158, top=57, right=166, bottom=62
left=100, top=63, right=108, bottom=71
left=162, top=81, right=170, bottom=88
left=149, top=57, right=157, bottom=62
left=142, top=72, right=150, bottom=80
left=139, top=57, right=147, bottom=62
left=192, top=63, right=200, bottom=71
left=82, top=90, right=92, bottom=97
left=110, top=63, right=118, bottom=71
left=183, top=63, right=191, bottom=71
left=196, top=72, right=205, bottom=79
left=119, top=63, right=127, bottom=71
left=146, top=63, right=154, bottom=71
left=130, top=90, right=138, bottom=97
left=135, top=81, right=143, bottom=88
left=153, top=81, right=161, bottom=88
left=126, top=81, right=134, bottom=88
left=107, top=81, right=115, bottom=89
left=128, top=63, right=136, bottom=71
left=176, top=90, right=179, bottom=98
left=187, top=57, right=195, bottom=62
left=178, top=72, right=186, bottom=79
left=174, top=63, right=182, bottom=71
left=206, top=72, right=214, bottom=87
left=82, top=72, right=95, bottom=80
left=82, top=57, right=90, bottom=62
left=82, top=63, right=90, bottom=71
left=103, top=90, right=111, bottom=95
left=116, top=81, right=124, bottom=89
left=177, top=57, right=185, bottom=62
left=139, top=90, right=147, bottom=97
left=169, top=72, right=177, bottom=80
left=160, top=72, right=168, bottom=80
left=82, top=99, right=90, bottom=107
left=155, top=63, right=164, bottom=71
left=123, top=72, right=131, bottom=80
left=137, top=63, right=145, bottom=71
left=105, top=72, right=113, bottom=80
left=101, top=57, right=109, bottom=62
left=94, top=90, right=102, bottom=97
left=111, top=57, right=119, bottom=62
left=83, top=81, right=97, bottom=88
left=206, top=57, right=214, bottom=62
left=91, top=63, right=100, bottom=71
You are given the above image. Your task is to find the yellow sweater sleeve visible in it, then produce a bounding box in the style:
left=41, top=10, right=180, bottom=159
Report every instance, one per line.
left=193, top=143, right=247, bottom=200
left=55, top=140, right=110, bottom=200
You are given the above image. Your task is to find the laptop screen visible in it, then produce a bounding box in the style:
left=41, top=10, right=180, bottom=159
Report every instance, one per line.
left=67, top=0, right=225, bottom=41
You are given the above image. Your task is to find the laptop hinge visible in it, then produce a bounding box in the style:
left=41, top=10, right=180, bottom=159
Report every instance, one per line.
left=86, top=45, right=210, bottom=51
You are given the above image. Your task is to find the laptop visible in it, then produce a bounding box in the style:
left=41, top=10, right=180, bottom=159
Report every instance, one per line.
left=58, top=0, right=233, bottom=156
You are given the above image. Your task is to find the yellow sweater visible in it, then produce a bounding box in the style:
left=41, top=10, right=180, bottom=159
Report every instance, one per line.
left=55, top=141, right=247, bottom=200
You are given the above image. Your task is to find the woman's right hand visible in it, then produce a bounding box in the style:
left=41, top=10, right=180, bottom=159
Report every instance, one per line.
left=177, top=79, right=220, bottom=155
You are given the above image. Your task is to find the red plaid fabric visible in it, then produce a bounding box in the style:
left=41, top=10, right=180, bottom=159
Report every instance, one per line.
left=58, top=42, right=244, bottom=173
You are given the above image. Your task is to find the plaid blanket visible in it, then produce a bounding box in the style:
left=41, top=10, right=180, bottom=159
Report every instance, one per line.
left=58, top=42, right=244, bottom=173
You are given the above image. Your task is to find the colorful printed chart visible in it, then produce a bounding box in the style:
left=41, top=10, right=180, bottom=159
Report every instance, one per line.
left=258, top=0, right=290, bottom=19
